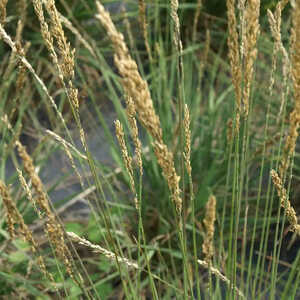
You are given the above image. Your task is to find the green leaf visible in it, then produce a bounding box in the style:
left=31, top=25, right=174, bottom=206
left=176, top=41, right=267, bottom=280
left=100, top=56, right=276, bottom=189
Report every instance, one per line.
left=65, top=222, right=83, bottom=236
left=96, top=282, right=113, bottom=299
left=69, top=283, right=82, bottom=298
left=8, top=251, right=28, bottom=264
left=97, top=257, right=112, bottom=273
left=87, top=226, right=101, bottom=244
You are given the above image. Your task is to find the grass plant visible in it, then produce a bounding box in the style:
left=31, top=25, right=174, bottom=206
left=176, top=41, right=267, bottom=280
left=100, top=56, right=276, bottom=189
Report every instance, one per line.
left=0, top=0, right=299, bottom=299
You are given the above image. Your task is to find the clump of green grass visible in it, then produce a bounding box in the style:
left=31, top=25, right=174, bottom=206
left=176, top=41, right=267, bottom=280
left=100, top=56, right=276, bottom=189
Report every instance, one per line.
left=0, top=0, right=299, bottom=299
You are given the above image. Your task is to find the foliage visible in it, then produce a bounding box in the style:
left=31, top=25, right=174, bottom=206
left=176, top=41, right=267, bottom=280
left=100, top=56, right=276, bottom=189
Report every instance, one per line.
left=0, top=0, right=299, bottom=299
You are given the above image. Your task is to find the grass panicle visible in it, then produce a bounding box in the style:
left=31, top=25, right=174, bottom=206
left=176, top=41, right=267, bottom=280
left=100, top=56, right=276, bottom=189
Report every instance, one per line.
left=183, top=104, right=192, bottom=177
left=0, top=180, right=56, bottom=286
left=95, top=1, right=162, bottom=142
left=0, top=0, right=7, bottom=24
left=67, top=231, right=138, bottom=269
left=170, top=0, right=183, bottom=55
left=95, top=1, right=182, bottom=217
left=115, top=119, right=138, bottom=209
left=226, top=0, right=242, bottom=131
left=153, top=141, right=182, bottom=215
left=33, top=0, right=88, bottom=153
left=44, top=0, right=75, bottom=81
left=192, top=0, right=202, bottom=41
left=267, top=0, right=290, bottom=97
left=202, top=194, right=216, bottom=263
left=138, top=0, right=152, bottom=62
left=45, top=129, right=85, bottom=188
left=197, top=259, right=245, bottom=299
left=280, top=0, right=300, bottom=177
left=15, top=140, right=81, bottom=285
left=125, top=95, right=143, bottom=176
left=270, top=169, right=300, bottom=235
left=0, top=23, right=67, bottom=127
left=242, top=0, right=260, bottom=116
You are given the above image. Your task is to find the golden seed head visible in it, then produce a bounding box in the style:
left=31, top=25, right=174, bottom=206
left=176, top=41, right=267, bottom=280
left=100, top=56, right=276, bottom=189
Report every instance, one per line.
left=67, top=231, right=138, bottom=269
left=202, top=194, right=216, bottom=263
left=0, top=180, right=56, bottom=285
left=115, top=120, right=138, bottom=208
left=95, top=1, right=162, bottom=142
left=154, top=141, right=182, bottom=214
left=280, top=1, right=300, bottom=177
left=15, top=140, right=80, bottom=282
left=242, top=0, right=260, bottom=116
left=0, top=0, right=8, bottom=24
left=183, top=104, right=192, bottom=176
left=197, top=259, right=245, bottom=298
left=138, top=0, right=152, bottom=61
left=96, top=1, right=183, bottom=216
left=271, top=170, right=300, bottom=235
left=125, top=96, right=143, bottom=176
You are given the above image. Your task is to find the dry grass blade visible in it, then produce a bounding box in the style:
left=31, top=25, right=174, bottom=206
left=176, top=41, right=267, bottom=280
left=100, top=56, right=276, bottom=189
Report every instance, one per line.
left=29, top=146, right=150, bottom=233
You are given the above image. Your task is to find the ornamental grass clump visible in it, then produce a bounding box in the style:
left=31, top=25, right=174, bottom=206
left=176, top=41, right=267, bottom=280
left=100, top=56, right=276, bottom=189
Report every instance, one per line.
left=1, top=0, right=300, bottom=298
